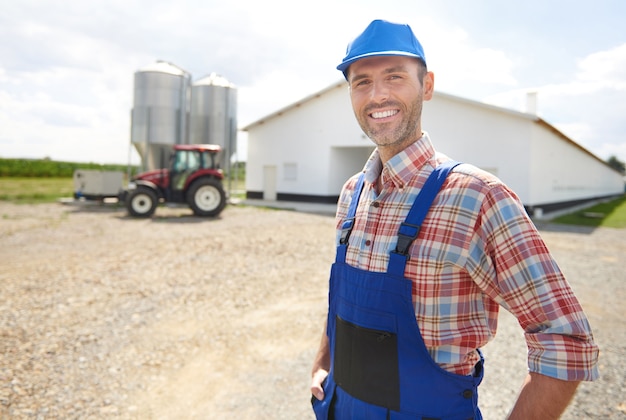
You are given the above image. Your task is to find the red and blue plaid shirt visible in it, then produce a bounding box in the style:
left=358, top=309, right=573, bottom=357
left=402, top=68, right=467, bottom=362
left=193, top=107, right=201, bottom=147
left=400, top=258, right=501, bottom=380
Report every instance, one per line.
left=335, top=133, right=599, bottom=380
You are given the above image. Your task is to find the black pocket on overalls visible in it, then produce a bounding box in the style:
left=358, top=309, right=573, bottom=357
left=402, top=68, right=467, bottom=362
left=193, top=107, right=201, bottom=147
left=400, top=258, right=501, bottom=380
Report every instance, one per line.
left=334, top=315, right=400, bottom=411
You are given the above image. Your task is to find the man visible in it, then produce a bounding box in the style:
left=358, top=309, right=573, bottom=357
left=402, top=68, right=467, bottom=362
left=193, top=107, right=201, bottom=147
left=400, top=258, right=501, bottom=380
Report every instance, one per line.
left=310, top=20, right=598, bottom=419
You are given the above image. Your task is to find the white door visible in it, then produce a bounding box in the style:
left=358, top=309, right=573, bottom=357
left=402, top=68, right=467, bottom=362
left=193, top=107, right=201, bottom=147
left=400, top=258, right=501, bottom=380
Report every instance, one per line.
left=263, top=165, right=277, bottom=201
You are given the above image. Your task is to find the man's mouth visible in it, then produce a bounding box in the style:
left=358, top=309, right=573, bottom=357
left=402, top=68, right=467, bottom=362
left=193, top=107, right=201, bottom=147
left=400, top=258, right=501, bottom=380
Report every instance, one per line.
left=370, top=109, right=398, bottom=119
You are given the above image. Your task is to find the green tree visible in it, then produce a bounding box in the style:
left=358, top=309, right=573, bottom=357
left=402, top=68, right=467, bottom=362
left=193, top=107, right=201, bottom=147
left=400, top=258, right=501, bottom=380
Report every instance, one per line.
left=607, top=155, right=625, bottom=174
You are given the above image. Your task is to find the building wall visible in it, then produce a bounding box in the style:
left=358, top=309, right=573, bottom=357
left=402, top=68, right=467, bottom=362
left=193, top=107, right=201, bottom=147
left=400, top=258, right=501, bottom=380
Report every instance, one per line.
left=246, top=83, right=367, bottom=200
left=528, top=123, right=624, bottom=206
left=423, top=93, right=533, bottom=201
left=245, top=83, right=623, bottom=208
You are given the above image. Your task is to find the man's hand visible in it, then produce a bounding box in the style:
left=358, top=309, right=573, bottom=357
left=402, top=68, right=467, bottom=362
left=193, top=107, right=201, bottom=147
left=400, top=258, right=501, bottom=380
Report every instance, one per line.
left=311, top=323, right=331, bottom=401
left=310, top=368, right=329, bottom=401
left=508, top=372, right=580, bottom=419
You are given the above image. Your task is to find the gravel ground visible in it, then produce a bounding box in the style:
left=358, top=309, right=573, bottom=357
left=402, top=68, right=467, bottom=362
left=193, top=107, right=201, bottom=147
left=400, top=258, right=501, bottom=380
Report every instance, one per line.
left=0, top=201, right=624, bottom=419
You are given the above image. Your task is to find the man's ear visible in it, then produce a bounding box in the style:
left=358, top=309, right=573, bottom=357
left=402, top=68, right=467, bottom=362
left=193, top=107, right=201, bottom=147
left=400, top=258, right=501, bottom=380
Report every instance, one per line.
left=423, top=71, right=435, bottom=100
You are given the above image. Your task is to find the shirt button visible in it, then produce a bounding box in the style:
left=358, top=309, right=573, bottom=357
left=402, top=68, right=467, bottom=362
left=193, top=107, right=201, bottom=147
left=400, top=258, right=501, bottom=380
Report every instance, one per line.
left=462, top=389, right=473, bottom=399
left=365, top=240, right=371, bottom=246
left=372, top=201, right=380, bottom=208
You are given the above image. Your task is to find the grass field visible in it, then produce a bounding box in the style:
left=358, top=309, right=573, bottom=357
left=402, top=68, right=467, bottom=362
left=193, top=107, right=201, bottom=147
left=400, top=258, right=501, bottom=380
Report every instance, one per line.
left=0, top=177, right=74, bottom=204
left=551, top=195, right=626, bottom=229
left=0, top=177, right=246, bottom=204
left=1, top=178, right=624, bottom=228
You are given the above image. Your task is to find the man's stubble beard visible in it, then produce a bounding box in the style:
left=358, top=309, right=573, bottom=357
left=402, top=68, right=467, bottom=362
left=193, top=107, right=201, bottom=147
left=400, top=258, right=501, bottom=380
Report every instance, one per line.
left=358, top=94, right=424, bottom=149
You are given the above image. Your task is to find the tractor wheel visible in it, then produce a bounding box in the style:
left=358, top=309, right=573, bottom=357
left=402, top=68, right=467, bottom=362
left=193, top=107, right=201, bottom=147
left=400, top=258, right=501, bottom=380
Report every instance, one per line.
left=187, top=178, right=226, bottom=217
left=125, top=186, right=158, bottom=218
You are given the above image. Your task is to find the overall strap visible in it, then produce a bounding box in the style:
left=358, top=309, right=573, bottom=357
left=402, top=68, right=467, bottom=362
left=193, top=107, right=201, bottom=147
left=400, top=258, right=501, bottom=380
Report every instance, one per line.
left=336, top=173, right=365, bottom=263
left=388, top=161, right=462, bottom=276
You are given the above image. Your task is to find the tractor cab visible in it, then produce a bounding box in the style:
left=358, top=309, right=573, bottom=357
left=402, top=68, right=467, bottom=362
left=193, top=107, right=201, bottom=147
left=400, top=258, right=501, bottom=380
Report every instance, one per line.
left=168, top=144, right=222, bottom=201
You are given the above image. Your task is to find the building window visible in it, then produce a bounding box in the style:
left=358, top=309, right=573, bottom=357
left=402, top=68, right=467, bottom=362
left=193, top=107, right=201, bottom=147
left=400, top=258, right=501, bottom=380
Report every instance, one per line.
left=284, top=163, right=297, bottom=180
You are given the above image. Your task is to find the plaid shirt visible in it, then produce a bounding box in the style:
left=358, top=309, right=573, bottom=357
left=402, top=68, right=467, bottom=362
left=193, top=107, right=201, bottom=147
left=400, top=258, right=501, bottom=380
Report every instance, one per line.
left=335, top=133, right=599, bottom=380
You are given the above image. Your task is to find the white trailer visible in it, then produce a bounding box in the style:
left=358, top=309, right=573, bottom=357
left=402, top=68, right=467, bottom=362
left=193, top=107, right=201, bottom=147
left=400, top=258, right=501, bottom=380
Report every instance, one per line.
left=73, top=170, right=124, bottom=200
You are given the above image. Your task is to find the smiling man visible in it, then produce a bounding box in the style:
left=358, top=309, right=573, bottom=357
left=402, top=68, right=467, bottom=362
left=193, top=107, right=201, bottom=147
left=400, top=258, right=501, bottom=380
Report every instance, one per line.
left=310, top=19, right=598, bottom=420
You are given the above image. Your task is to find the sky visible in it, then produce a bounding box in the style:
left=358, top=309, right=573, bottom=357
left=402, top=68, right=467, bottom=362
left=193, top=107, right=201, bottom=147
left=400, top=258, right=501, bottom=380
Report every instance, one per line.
left=1, top=0, right=625, bottom=166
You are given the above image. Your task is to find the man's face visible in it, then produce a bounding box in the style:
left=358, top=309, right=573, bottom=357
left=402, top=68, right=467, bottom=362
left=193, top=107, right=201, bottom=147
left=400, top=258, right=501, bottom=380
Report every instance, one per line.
left=347, top=56, right=433, bottom=151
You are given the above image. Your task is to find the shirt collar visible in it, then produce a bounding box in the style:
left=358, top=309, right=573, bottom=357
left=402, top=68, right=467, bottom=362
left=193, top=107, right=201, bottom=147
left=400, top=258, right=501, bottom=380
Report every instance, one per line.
left=363, top=132, right=437, bottom=188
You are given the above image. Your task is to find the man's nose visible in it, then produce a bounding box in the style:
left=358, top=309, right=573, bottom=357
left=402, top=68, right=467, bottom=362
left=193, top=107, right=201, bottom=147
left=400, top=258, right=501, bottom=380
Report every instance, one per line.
left=369, top=80, right=389, bottom=102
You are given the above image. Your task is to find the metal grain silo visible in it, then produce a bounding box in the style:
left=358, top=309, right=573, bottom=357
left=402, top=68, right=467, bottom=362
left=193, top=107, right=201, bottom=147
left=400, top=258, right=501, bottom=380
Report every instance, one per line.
left=189, top=73, right=237, bottom=171
left=131, top=61, right=191, bottom=171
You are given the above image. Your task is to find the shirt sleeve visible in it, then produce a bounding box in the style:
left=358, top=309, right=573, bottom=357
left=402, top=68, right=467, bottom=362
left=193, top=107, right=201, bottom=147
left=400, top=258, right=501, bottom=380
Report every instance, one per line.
left=467, top=183, right=599, bottom=381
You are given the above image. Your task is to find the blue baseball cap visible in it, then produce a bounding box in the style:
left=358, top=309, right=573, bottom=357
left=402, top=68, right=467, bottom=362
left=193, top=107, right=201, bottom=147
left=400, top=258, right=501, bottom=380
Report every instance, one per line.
left=337, top=20, right=426, bottom=78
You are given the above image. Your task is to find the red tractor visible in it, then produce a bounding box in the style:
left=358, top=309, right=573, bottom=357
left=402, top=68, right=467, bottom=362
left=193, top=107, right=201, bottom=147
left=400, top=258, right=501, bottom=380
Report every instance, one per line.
left=121, top=144, right=227, bottom=218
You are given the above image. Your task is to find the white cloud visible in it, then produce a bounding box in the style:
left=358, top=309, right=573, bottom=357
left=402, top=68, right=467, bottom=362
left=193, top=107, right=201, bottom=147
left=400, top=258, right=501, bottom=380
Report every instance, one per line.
left=577, top=43, right=626, bottom=89
left=425, top=27, right=518, bottom=92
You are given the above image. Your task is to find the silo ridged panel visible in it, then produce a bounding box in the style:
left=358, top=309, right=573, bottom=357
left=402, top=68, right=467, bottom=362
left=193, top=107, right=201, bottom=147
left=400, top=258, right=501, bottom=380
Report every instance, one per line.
left=190, top=73, right=237, bottom=170
left=131, top=61, right=190, bottom=170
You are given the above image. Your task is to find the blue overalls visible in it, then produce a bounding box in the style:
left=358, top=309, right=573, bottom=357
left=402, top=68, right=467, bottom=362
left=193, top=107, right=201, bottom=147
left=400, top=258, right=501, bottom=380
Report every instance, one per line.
left=313, top=161, right=484, bottom=420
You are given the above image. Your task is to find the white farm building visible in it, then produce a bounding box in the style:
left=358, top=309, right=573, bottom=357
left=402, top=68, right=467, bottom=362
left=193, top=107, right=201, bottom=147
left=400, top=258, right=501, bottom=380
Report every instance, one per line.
left=242, top=81, right=624, bottom=216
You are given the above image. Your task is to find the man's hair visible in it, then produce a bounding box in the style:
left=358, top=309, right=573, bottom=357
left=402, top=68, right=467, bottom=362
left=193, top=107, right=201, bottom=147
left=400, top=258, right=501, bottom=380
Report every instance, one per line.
left=417, top=59, right=428, bottom=86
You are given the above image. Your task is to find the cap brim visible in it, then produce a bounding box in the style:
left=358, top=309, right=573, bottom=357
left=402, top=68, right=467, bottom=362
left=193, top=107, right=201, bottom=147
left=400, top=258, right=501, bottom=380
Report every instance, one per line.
left=337, top=50, right=424, bottom=73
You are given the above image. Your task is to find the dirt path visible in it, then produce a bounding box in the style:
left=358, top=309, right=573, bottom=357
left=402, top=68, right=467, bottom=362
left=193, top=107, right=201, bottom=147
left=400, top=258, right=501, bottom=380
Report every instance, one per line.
left=0, top=202, right=624, bottom=419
